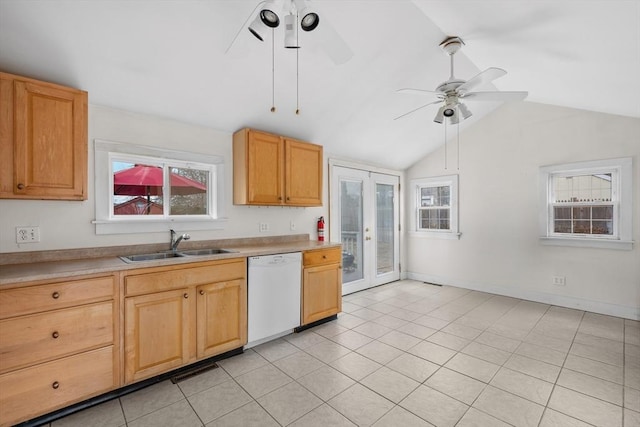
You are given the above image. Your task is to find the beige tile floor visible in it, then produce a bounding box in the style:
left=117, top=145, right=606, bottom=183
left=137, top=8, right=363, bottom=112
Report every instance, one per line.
left=47, top=280, right=639, bottom=427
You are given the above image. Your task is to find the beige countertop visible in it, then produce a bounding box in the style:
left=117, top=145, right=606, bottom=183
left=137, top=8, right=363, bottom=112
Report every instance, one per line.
left=0, top=236, right=341, bottom=286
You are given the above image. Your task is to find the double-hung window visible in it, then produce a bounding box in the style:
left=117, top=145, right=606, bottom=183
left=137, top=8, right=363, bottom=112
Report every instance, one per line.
left=539, top=157, right=632, bottom=250
left=412, top=175, right=460, bottom=239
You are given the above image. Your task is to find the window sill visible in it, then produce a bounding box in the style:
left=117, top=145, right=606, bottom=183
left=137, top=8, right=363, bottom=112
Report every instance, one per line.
left=539, top=236, right=633, bottom=250
left=93, top=218, right=227, bottom=235
left=410, top=231, right=461, bottom=240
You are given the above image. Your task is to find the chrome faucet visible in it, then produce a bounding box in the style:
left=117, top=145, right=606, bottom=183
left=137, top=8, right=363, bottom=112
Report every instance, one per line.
left=170, top=229, right=190, bottom=252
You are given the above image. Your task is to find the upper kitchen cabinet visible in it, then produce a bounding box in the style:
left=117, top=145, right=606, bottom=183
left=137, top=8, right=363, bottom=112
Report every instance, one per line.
left=0, top=72, right=88, bottom=200
left=233, top=128, right=323, bottom=207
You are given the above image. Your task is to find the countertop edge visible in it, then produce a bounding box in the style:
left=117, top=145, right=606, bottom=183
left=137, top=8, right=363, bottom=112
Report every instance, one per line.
left=0, top=241, right=342, bottom=286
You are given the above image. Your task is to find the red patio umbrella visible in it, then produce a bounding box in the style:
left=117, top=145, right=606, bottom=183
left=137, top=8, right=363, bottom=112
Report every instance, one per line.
left=114, top=164, right=206, bottom=214
left=114, top=164, right=207, bottom=196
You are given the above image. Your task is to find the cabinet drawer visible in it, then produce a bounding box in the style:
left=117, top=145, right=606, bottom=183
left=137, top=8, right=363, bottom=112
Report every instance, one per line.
left=0, top=301, right=113, bottom=374
left=0, top=276, right=115, bottom=319
left=125, top=260, right=246, bottom=296
left=303, top=247, right=341, bottom=267
left=0, top=346, right=115, bottom=427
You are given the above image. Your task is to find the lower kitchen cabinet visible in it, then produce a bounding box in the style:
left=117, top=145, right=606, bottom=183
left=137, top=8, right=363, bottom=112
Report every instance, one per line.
left=123, top=259, right=247, bottom=384
left=124, top=288, right=192, bottom=383
left=197, top=279, right=247, bottom=358
left=0, top=273, right=119, bottom=427
left=302, top=247, right=342, bottom=325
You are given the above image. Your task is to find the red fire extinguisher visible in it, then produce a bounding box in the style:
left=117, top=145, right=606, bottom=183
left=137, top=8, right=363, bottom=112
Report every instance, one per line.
left=317, top=216, right=325, bottom=241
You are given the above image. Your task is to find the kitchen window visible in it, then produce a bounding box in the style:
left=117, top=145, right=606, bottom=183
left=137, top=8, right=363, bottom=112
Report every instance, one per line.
left=539, top=157, right=632, bottom=250
left=411, top=174, right=460, bottom=239
left=94, top=140, right=226, bottom=234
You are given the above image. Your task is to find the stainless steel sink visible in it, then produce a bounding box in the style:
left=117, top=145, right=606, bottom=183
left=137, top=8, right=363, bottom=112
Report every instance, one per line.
left=120, top=252, right=185, bottom=263
left=180, top=248, right=235, bottom=256
left=120, top=248, right=235, bottom=262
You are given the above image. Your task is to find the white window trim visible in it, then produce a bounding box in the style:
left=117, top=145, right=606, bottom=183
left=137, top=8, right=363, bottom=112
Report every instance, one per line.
left=539, top=157, right=633, bottom=250
left=410, top=174, right=460, bottom=240
left=94, top=139, right=227, bottom=235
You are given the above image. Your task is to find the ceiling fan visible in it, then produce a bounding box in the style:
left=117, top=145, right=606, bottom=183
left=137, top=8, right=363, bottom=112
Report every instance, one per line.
left=396, top=36, right=528, bottom=124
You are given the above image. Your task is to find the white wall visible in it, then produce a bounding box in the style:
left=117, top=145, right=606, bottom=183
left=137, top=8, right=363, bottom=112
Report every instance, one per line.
left=405, top=101, right=640, bottom=320
left=0, top=105, right=326, bottom=253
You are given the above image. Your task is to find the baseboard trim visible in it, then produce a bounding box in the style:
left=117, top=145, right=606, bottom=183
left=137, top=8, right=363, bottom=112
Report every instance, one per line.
left=406, top=272, right=639, bottom=320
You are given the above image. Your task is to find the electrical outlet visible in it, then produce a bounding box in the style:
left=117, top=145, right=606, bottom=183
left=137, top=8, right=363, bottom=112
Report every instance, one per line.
left=16, top=226, right=40, bottom=243
left=290, top=221, right=296, bottom=231
left=552, top=276, right=566, bottom=286
left=259, top=222, right=269, bottom=232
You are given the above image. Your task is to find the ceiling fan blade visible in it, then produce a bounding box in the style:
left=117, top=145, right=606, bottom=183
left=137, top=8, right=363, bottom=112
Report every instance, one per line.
left=397, top=88, right=443, bottom=97
left=457, top=67, right=507, bottom=93
left=462, top=91, right=528, bottom=102
left=394, top=100, right=442, bottom=121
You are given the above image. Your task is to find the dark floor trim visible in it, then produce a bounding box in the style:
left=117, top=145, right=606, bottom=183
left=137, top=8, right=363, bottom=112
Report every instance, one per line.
left=16, top=347, right=243, bottom=427
left=294, top=314, right=338, bottom=333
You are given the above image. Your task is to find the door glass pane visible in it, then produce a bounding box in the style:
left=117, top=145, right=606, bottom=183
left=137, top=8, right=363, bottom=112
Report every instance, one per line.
left=376, top=183, right=394, bottom=275
left=341, top=180, right=363, bottom=283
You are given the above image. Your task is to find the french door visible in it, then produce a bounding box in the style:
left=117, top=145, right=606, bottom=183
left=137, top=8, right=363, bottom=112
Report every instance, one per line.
left=330, top=165, right=400, bottom=295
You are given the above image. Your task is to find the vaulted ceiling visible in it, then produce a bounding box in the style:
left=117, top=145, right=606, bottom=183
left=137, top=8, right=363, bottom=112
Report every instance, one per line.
left=1, top=1, right=638, bottom=170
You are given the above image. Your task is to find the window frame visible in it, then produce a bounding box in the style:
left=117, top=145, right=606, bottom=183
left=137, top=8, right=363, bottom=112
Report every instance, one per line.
left=108, top=153, right=215, bottom=220
left=411, top=174, right=460, bottom=239
left=94, top=139, right=226, bottom=235
left=539, top=157, right=633, bottom=250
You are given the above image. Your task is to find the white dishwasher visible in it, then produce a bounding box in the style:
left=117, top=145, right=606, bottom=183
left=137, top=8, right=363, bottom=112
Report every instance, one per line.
left=247, top=252, right=302, bottom=348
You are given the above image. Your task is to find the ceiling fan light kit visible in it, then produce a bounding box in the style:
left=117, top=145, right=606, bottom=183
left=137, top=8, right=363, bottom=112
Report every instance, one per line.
left=396, top=35, right=528, bottom=125
left=248, top=0, right=320, bottom=46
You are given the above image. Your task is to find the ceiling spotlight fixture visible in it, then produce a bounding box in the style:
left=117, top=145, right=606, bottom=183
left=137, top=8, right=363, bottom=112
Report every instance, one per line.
left=295, top=0, right=319, bottom=32
left=260, top=8, right=280, bottom=27
left=248, top=1, right=280, bottom=41
left=458, top=102, right=472, bottom=120
left=284, top=13, right=300, bottom=48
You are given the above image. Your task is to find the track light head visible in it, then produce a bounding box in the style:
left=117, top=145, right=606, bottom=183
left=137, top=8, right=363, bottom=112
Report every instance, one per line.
left=284, top=13, right=300, bottom=48
left=248, top=1, right=280, bottom=41
left=458, top=102, right=472, bottom=120
left=300, top=11, right=319, bottom=31
left=260, top=9, right=280, bottom=28
left=434, top=105, right=446, bottom=124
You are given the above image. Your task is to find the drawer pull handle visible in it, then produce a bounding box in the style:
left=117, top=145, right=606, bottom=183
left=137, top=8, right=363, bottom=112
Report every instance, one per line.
left=52, top=291, right=60, bottom=299
left=199, top=290, right=205, bottom=295
left=184, top=293, right=189, bottom=299
left=322, top=255, right=327, bottom=259
left=52, top=331, right=60, bottom=339
left=52, top=381, right=60, bottom=389
left=17, top=183, right=25, bottom=190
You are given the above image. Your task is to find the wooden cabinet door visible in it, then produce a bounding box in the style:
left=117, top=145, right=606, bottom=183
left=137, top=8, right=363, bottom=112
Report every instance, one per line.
left=285, top=138, right=323, bottom=206
left=196, top=279, right=247, bottom=359
left=9, top=77, right=87, bottom=200
left=124, top=289, right=192, bottom=383
left=302, top=263, right=342, bottom=325
left=246, top=130, right=283, bottom=205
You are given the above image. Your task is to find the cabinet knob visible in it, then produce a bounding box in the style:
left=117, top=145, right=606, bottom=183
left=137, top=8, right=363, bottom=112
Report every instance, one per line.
left=322, top=255, right=327, bottom=259
left=286, top=197, right=290, bottom=201
left=183, top=293, right=189, bottom=299
left=199, top=290, right=205, bottom=295
left=278, top=197, right=282, bottom=201
left=16, top=183, right=25, bottom=190
left=52, top=291, right=60, bottom=299
left=52, top=381, right=60, bottom=389
left=52, top=331, right=60, bottom=339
